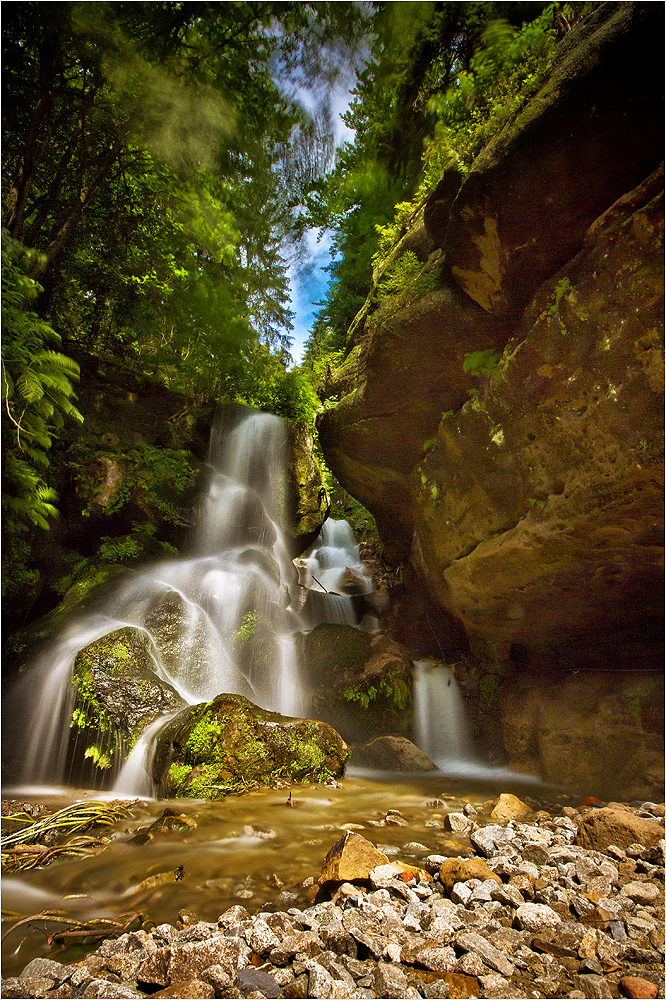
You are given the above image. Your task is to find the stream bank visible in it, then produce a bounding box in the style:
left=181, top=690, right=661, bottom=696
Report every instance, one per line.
left=2, top=782, right=663, bottom=998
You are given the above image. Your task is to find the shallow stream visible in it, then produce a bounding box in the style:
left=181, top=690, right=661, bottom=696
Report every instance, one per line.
left=1, top=768, right=573, bottom=978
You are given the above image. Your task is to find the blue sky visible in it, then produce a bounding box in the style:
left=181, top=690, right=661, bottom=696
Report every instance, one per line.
left=286, top=86, right=354, bottom=364
left=287, top=228, right=334, bottom=363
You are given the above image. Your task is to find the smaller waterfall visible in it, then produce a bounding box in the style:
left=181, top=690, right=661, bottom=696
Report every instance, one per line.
left=296, top=520, right=376, bottom=631
left=413, top=659, right=474, bottom=767
left=114, top=714, right=179, bottom=798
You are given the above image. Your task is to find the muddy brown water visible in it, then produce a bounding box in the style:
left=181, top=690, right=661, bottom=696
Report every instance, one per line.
left=1, top=769, right=573, bottom=978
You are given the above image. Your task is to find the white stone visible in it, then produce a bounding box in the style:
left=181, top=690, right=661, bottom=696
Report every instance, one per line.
left=514, top=902, right=562, bottom=932
left=415, top=945, right=456, bottom=972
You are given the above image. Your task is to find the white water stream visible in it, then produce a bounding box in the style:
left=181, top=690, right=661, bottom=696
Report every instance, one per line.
left=6, top=409, right=377, bottom=793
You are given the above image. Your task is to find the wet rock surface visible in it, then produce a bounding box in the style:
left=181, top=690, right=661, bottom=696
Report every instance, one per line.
left=5, top=796, right=663, bottom=999
left=151, top=694, right=349, bottom=798
left=298, top=625, right=413, bottom=743
left=73, top=627, right=186, bottom=746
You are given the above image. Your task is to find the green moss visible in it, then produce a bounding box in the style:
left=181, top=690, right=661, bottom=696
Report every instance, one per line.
left=479, top=673, right=500, bottom=707
left=185, top=713, right=223, bottom=756
left=232, top=611, right=258, bottom=647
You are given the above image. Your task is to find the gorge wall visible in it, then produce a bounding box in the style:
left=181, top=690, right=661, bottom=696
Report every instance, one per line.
left=317, top=3, right=664, bottom=794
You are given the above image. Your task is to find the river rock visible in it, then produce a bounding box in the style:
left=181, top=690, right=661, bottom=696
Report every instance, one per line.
left=576, top=808, right=665, bottom=852
left=152, top=694, right=349, bottom=798
left=72, top=626, right=185, bottom=753
left=470, top=824, right=516, bottom=857
left=490, top=793, right=532, bottom=822
left=356, top=735, right=437, bottom=771
left=319, top=832, right=389, bottom=885
left=618, top=976, right=659, bottom=999
left=438, top=857, right=501, bottom=895
left=514, top=902, right=562, bottom=933
left=4, top=791, right=665, bottom=1000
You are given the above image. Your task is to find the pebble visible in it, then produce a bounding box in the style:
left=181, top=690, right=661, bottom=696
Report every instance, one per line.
left=4, top=797, right=664, bottom=1000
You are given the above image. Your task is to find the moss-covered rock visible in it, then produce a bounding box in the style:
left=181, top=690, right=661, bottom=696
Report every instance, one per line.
left=70, top=627, right=185, bottom=779
left=152, top=693, right=349, bottom=798
left=298, top=624, right=413, bottom=743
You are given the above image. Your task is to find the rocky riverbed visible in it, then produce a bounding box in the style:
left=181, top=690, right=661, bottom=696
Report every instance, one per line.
left=2, top=794, right=664, bottom=1000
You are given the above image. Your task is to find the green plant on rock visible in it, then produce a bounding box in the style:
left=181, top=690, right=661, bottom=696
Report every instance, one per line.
left=84, top=744, right=113, bottom=770
left=544, top=276, right=575, bottom=332
left=342, top=672, right=412, bottom=712
left=288, top=730, right=329, bottom=780
left=233, top=611, right=258, bottom=647
left=463, top=349, right=502, bottom=378
left=185, top=713, right=223, bottom=756
left=375, top=251, right=436, bottom=307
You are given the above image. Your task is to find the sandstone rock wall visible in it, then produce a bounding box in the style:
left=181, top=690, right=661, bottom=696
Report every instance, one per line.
left=317, top=4, right=664, bottom=792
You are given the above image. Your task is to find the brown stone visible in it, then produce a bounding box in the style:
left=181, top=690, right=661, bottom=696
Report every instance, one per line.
left=575, top=808, right=665, bottom=852
left=356, top=735, right=437, bottom=771
left=319, top=831, right=389, bottom=885
left=618, top=976, right=658, bottom=999
left=438, top=857, right=502, bottom=895
left=490, top=793, right=532, bottom=822
left=152, top=982, right=215, bottom=999
left=168, top=937, right=241, bottom=984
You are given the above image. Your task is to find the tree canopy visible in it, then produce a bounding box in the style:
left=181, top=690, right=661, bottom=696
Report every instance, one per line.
left=2, top=0, right=595, bottom=610
left=301, top=1, right=594, bottom=379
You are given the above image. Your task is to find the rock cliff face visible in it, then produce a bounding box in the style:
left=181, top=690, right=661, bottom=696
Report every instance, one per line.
left=318, top=5, right=664, bottom=789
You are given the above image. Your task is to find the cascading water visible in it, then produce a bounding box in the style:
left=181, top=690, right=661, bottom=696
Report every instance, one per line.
left=413, top=659, right=474, bottom=767
left=7, top=409, right=368, bottom=793
left=296, top=519, right=377, bottom=631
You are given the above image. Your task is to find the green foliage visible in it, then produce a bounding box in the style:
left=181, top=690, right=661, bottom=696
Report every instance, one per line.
left=185, top=714, right=223, bottom=756
left=301, top=4, right=578, bottom=380
left=83, top=744, right=113, bottom=770
left=2, top=233, right=83, bottom=595
left=528, top=498, right=547, bottom=509
left=342, top=673, right=412, bottom=711
left=479, top=673, right=500, bottom=707
left=316, top=450, right=378, bottom=542
left=233, top=612, right=258, bottom=648
left=545, top=276, right=575, bottom=332
left=463, top=349, right=502, bottom=377
left=373, top=202, right=417, bottom=266
left=375, top=251, right=436, bottom=305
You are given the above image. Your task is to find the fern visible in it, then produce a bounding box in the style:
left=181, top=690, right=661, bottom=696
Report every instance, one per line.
left=2, top=232, right=84, bottom=597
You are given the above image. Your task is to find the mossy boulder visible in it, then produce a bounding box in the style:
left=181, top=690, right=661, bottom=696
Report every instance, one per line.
left=71, top=627, right=185, bottom=771
left=152, top=693, right=349, bottom=799
left=298, top=624, right=413, bottom=743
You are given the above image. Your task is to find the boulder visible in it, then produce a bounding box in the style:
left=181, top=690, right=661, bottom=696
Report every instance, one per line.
left=490, top=793, right=532, bottom=823
left=438, top=858, right=501, bottom=896
left=298, top=624, right=413, bottom=742
left=70, top=627, right=185, bottom=781
left=618, top=976, right=658, bottom=1000
left=575, top=807, right=665, bottom=853
left=152, top=693, right=349, bottom=799
left=355, top=735, right=437, bottom=771
left=319, top=831, right=389, bottom=886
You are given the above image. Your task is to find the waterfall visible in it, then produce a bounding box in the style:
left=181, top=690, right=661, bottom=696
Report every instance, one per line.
left=413, top=659, right=474, bottom=767
left=7, top=408, right=371, bottom=793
